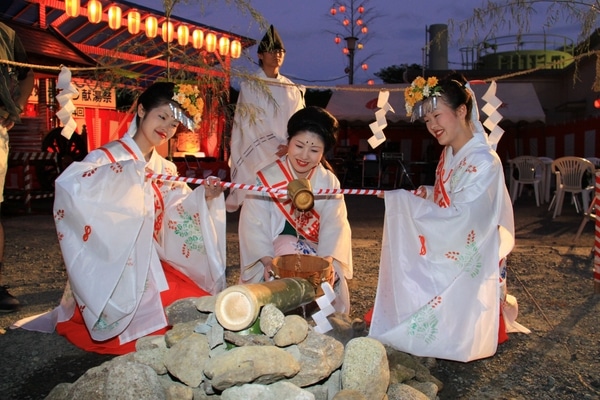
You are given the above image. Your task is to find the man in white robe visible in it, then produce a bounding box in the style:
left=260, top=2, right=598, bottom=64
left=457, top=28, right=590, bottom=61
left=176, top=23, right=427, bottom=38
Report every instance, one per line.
left=226, top=25, right=305, bottom=212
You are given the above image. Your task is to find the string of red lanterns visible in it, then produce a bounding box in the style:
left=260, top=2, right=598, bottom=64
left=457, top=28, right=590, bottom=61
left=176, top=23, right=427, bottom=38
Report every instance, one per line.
left=330, top=2, right=371, bottom=84
left=62, top=0, right=241, bottom=58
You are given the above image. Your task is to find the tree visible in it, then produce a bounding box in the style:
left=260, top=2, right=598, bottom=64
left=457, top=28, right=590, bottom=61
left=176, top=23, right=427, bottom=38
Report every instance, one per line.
left=375, top=64, right=422, bottom=84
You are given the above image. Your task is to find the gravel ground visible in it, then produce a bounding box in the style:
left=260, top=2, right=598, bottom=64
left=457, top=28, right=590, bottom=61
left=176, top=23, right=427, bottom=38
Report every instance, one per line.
left=0, top=191, right=598, bottom=399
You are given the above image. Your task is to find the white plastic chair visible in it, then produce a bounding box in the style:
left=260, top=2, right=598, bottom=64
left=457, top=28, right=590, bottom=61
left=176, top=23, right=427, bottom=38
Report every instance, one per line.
left=509, top=156, right=544, bottom=206
left=586, top=157, right=600, bottom=169
left=548, top=157, right=595, bottom=218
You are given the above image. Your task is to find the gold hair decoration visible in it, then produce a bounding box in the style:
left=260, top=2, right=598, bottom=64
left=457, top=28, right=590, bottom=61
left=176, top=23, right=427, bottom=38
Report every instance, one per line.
left=171, top=84, right=204, bottom=130
left=405, top=76, right=442, bottom=121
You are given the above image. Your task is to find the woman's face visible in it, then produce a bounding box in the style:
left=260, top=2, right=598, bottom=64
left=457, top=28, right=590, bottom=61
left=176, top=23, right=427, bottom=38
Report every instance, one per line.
left=423, top=99, right=471, bottom=153
left=134, top=103, right=180, bottom=153
left=287, top=130, right=325, bottom=178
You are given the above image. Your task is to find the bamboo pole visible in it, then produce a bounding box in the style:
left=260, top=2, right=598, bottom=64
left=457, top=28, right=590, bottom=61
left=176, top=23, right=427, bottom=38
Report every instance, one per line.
left=215, top=278, right=316, bottom=331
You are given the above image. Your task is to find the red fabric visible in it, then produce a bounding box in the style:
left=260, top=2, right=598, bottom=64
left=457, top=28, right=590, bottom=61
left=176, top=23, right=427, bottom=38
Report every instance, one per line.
left=56, top=261, right=210, bottom=355
left=498, top=307, right=509, bottom=344
left=364, top=306, right=373, bottom=326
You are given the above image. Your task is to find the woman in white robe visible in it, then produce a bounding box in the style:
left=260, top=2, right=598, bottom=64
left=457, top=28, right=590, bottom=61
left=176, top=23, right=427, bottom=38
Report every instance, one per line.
left=14, top=82, right=226, bottom=354
left=238, top=106, right=352, bottom=313
left=369, top=74, right=528, bottom=362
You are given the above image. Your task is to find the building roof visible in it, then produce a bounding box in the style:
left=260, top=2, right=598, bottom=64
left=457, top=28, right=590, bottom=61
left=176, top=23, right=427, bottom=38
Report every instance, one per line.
left=0, top=0, right=255, bottom=84
left=4, top=20, right=97, bottom=69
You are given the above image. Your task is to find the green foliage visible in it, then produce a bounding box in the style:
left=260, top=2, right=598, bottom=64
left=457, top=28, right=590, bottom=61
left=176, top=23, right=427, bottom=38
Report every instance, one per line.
left=374, top=64, right=422, bottom=84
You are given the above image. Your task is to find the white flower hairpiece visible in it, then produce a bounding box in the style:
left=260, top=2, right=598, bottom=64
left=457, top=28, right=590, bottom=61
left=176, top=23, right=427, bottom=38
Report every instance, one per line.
left=171, top=84, right=204, bottom=130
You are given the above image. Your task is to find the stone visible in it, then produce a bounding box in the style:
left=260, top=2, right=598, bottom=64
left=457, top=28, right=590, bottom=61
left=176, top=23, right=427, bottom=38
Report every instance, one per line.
left=164, top=332, right=210, bottom=387
left=389, top=361, right=416, bottom=384
left=204, top=345, right=301, bottom=390
left=341, top=337, right=390, bottom=400
left=135, top=334, right=167, bottom=351
left=164, top=319, right=203, bottom=347
left=194, top=295, right=217, bottom=313
left=274, top=314, right=309, bottom=347
left=130, top=347, right=169, bottom=375
left=165, top=297, right=210, bottom=325
left=406, top=380, right=439, bottom=400
left=387, top=383, right=429, bottom=400
left=221, top=381, right=315, bottom=400
left=104, top=360, right=166, bottom=399
left=224, top=330, right=274, bottom=347
left=260, top=303, right=285, bottom=337
left=332, top=389, right=368, bottom=399
left=285, top=330, right=345, bottom=387
left=44, top=382, right=72, bottom=400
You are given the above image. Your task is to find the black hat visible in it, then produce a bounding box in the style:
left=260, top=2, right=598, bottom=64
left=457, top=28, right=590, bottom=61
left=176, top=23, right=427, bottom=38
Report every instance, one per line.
left=257, top=25, right=284, bottom=53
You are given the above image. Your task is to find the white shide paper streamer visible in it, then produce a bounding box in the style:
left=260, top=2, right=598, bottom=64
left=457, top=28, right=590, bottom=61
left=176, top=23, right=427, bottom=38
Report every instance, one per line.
left=55, top=66, right=79, bottom=139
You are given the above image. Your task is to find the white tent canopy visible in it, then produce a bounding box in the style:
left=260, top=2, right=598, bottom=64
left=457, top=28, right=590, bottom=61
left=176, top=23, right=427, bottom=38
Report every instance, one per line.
left=325, top=82, right=546, bottom=124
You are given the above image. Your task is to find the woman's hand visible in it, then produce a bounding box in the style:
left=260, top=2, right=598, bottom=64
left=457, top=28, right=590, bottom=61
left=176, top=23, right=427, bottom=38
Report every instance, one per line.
left=203, top=176, right=223, bottom=200
left=414, top=186, right=427, bottom=199
left=276, top=144, right=288, bottom=158
left=261, top=256, right=275, bottom=281
left=0, top=109, right=15, bottom=131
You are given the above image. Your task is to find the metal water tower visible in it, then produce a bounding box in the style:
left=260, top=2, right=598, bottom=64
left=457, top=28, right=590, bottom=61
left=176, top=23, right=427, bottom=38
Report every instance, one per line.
left=428, top=24, right=448, bottom=70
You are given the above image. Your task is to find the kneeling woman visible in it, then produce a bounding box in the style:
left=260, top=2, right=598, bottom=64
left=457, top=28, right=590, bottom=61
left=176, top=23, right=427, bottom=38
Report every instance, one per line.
left=369, top=74, right=528, bottom=362
left=14, top=82, right=226, bottom=354
left=238, top=106, right=353, bottom=313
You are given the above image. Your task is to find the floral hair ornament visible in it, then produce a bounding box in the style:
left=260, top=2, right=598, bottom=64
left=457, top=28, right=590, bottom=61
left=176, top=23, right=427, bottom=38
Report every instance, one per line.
left=171, top=84, right=204, bottom=131
left=405, top=76, right=443, bottom=122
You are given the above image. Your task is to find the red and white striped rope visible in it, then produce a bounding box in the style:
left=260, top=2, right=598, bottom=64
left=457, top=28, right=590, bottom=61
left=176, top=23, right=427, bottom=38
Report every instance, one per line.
left=594, top=171, right=600, bottom=293
left=146, top=173, right=385, bottom=196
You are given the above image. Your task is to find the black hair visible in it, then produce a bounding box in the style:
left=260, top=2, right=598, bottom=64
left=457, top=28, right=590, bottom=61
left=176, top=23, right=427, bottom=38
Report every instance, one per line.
left=135, top=82, right=176, bottom=126
left=287, top=106, right=339, bottom=154
left=437, top=72, right=473, bottom=122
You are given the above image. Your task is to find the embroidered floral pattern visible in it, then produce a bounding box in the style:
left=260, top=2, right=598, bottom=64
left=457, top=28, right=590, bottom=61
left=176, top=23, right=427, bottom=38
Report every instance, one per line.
left=110, top=163, right=123, bottom=174
left=444, top=229, right=482, bottom=278
left=407, top=297, right=441, bottom=343
left=82, top=168, right=97, bottom=178
left=167, top=203, right=207, bottom=258
left=449, top=157, right=477, bottom=192
left=54, top=209, right=65, bottom=221
left=93, top=312, right=120, bottom=331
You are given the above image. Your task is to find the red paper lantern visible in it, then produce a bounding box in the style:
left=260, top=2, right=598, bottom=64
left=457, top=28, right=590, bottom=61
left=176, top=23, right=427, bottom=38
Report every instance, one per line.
left=330, top=7, right=337, bottom=15
left=358, top=5, right=365, bottom=13
left=339, top=5, right=346, bottom=12
left=334, top=36, right=341, bottom=44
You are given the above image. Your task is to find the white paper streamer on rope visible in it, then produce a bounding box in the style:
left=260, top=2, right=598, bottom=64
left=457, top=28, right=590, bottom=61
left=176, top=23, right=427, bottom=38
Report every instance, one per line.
left=55, top=66, right=79, bottom=139
left=367, top=90, right=395, bottom=149
left=313, top=282, right=337, bottom=334
left=480, top=81, right=505, bottom=150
